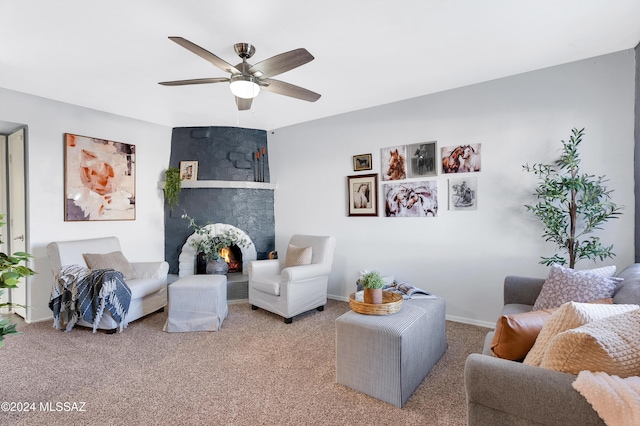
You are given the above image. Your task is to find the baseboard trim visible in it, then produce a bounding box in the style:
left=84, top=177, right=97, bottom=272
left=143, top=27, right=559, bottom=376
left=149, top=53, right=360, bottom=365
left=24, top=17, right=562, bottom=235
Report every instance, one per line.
left=445, top=315, right=495, bottom=329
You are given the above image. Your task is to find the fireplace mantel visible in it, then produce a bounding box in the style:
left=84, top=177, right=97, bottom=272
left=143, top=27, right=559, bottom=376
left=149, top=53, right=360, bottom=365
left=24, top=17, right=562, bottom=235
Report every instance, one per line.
left=158, top=180, right=276, bottom=190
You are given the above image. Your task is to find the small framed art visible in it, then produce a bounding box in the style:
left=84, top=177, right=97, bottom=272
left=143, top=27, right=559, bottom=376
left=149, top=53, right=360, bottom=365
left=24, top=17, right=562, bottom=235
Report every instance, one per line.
left=353, top=153, right=372, bottom=171
left=347, top=173, right=378, bottom=216
left=180, top=161, right=198, bottom=181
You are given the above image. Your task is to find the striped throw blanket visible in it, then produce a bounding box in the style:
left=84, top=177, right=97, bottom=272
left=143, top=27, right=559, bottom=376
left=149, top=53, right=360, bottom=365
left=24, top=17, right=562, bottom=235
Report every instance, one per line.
left=49, top=265, right=132, bottom=333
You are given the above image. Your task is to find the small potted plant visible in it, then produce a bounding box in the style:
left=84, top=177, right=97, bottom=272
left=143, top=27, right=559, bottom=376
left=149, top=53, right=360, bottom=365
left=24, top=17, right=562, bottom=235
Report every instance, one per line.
left=359, top=271, right=386, bottom=304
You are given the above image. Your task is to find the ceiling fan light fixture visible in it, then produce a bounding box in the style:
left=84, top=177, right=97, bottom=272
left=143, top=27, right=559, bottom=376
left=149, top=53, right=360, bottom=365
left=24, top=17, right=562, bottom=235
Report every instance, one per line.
left=229, top=75, right=260, bottom=99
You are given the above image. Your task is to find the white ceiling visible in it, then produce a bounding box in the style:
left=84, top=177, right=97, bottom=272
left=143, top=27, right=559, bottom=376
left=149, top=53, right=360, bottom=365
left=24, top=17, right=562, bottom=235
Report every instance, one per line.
left=1, top=0, right=639, bottom=131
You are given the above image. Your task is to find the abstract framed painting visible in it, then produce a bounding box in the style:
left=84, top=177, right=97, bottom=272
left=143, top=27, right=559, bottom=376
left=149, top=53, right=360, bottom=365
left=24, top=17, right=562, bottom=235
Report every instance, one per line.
left=347, top=173, right=378, bottom=216
left=64, top=133, right=136, bottom=221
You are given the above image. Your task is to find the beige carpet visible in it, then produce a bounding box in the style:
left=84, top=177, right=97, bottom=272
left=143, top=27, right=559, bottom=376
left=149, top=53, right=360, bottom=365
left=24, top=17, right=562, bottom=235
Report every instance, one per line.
left=1, top=299, right=488, bottom=425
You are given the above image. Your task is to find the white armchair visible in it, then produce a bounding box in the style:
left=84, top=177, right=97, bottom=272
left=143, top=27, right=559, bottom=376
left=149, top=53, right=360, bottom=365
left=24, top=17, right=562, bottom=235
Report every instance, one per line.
left=248, top=235, right=336, bottom=323
left=47, top=236, right=169, bottom=333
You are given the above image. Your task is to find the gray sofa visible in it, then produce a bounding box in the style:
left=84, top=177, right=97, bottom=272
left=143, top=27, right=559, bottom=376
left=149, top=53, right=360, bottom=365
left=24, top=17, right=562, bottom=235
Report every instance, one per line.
left=464, top=263, right=640, bottom=426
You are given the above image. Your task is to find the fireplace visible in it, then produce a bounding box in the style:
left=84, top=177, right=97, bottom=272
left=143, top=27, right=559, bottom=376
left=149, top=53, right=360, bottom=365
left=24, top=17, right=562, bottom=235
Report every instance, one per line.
left=178, top=223, right=257, bottom=278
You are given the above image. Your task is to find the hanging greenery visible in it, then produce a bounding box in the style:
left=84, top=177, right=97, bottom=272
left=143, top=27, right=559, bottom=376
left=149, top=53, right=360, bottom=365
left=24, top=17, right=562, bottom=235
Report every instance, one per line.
left=523, top=128, right=622, bottom=268
left=164, top=167, right=181, bottom=210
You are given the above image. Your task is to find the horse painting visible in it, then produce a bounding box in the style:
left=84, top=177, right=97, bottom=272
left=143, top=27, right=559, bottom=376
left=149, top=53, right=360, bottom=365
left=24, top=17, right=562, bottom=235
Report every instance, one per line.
left=461, top=144, right=481, bottom=172
left=381, top=146, right=407, bottom=181
left=353, top=183, right=370, bottom=208
left=449, top=177, right=477, bottom=210
left=384, top=181, right=438, bottom=217
left=442, top=145, right=465, bottom=173
left=409, top=142, right=436, bottom=177
left=385, top=149, right=406, bottom=180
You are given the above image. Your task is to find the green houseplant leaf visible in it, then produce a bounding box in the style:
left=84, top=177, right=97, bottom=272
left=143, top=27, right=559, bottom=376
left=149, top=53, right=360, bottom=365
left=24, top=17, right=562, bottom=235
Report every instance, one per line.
left=0, top=214, right=35, bottom=346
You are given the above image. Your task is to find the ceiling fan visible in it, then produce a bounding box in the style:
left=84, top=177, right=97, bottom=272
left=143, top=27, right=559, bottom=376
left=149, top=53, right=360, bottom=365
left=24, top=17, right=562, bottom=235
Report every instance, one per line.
left=159, top=37, right=321, bottom=111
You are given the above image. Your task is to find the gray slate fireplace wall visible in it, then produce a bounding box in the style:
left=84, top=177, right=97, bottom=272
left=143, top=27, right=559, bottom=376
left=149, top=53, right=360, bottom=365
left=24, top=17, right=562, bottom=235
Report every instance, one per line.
left=164, top=126, right=275, bottom=275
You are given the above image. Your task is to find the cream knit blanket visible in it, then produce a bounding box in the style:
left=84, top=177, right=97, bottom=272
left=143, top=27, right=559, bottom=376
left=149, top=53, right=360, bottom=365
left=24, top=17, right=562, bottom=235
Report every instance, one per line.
left=573, top=371, right=640, bottom=426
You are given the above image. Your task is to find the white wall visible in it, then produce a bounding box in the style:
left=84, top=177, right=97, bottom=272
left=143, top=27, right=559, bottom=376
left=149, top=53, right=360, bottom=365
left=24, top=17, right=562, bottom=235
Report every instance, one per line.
left=268, top=50, right=636, bottom=327
left=0, top=49, right=634, bottom=326
left=0, top=88, right=172, bottom=322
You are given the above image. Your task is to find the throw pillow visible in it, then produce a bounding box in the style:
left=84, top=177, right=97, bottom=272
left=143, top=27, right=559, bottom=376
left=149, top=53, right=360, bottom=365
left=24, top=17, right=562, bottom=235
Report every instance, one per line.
left=491, top=308, right=559, bottom=361
left=540, top=309, right=640, bottom=377
left=523, top=301, right=638, bottom=366
left=490, top=298, right=614, bottom=361
left=83, top=251, right=138, bottom=280
left=284, top=244, right=312, bottom=268
left=532, top=263, right=620, bottom=311
left=490, top=308, right=556, bottom=361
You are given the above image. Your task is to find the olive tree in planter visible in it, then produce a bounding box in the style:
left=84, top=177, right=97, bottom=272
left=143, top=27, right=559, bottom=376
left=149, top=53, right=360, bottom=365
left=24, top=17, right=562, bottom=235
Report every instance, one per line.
left=0, top=214, right=35, bottom=347
left=523, top=127, right=622, bottom=268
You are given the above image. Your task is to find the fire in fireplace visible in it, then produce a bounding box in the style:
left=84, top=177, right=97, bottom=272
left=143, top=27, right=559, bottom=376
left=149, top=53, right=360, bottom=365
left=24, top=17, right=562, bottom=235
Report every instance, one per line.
left=219, top=245, right=243, bottom=273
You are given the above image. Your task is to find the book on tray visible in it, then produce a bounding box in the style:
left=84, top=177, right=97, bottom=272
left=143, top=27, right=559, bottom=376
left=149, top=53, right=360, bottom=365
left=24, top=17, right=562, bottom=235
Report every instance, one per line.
left=355, top=280, right=435, bottom=301
left=386, top=281, right=436, bottom=299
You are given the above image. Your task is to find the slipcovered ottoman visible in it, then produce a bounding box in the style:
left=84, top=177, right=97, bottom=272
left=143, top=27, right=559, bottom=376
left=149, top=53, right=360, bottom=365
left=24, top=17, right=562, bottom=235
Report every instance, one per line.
left=164, top=275, right=228, bottom=332
left=335, top=297, right=447, bottom=407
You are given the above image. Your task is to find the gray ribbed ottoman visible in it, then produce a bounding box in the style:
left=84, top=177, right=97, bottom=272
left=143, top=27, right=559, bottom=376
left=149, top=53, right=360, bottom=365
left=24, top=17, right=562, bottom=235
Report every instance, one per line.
left=335, top=297, right=446, bottom=407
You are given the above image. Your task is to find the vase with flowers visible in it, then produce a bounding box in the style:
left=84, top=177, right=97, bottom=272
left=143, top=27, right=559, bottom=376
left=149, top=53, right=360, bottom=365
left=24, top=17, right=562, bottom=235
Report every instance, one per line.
left=182, top=214, right=249, bottom=275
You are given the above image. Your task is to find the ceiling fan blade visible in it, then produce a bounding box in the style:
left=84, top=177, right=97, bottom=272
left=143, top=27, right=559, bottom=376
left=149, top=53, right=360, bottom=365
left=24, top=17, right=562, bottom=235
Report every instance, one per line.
left=159, top=77, right=230, bottom=86
left=261, top=79, right=321, bottom=102
left=168, top=36, right=240, bottom=74
left=249, top=48, right=314, bottom=79
left=236, top=97, right=253, bottom=111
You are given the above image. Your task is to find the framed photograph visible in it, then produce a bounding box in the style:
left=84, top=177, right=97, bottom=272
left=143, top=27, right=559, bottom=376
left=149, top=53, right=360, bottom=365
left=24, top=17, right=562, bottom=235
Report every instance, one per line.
left=64, top=133, right=135, bottom=221
left=441, top=143, right=481, bottom=174
left=408, top=141, right=437, bottom=178
left=347, top=174, right=378, bottom=216
left=180, top=161, right=198, bottom=181
left=449, top=177, right=477, bottom=210
left=383, top=180, right=438, bottom=217
left=353, top=153, right=372, bottom=171
left=381, top=145, right=407, bottom=181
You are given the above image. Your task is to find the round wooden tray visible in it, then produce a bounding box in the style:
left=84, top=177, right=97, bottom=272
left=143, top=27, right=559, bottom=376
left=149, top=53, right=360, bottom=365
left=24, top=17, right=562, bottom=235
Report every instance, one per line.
left=349, top=291, right=403, bottom=315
